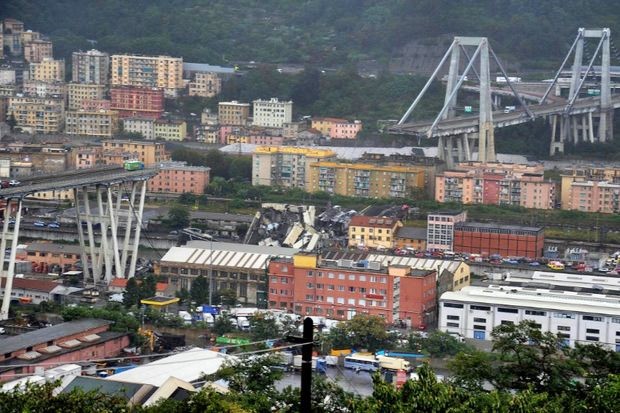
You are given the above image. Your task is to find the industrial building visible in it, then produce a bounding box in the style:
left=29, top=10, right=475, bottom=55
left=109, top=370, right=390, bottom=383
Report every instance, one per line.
left=439, top=285, right=620, bottom=350
left=453, top=222, right=545, bottom=259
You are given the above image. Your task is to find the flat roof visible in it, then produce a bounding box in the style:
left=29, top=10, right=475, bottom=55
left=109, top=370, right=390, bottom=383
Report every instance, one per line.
left=440, top=286, right=620, bottom=316
left=366, top=254, right=465, bottom=274
left=183, top=62, right=235, bottom=74
left=0, top=319, right=111, bottom=357
left=429, top=210, right=465, bottom=216
left=109, top=348, right=230, bottom=387
left=455, top=222, right=543, bottom=232
left=395, top=227, right=427, bottom=240
left=505, top=271, right=620, bottom=292
left=25, top=242, right=83, bottom=255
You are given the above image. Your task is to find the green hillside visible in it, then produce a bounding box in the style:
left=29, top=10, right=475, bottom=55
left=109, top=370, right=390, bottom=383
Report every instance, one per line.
left=2, top=0, right=620, bottom=69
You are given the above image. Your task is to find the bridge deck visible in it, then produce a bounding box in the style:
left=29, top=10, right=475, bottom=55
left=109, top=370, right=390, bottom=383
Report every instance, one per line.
left=390, top=95, right=620, bottom=136
left=0, top=167, right=159, bottom=199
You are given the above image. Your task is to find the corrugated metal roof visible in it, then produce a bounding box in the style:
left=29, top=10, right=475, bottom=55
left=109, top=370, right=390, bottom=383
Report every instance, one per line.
left=161, top=244, right=298, bottom=271
left=366, top=254, right=464, bottom=274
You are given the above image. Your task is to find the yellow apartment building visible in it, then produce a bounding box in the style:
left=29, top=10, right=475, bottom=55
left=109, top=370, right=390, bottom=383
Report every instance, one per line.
left=67, top=83, right=106, bottom=111
left=111, top=54, right=183, bottom=92
left=218, top=101, right=250, bottom=126
left=65, top=110, right=119, bottom=138
left=347, top=215, right=403, bottom=249
left=252, top=146, right=336, bottom=188
left=101, top=140, right=170, bottom=166
left=560, top=167, right=620, bottom=213
left=308, top=162, right=425, bottom=198
left=7, top=96, right=64, bottom=134
left=29, top=58, right=65, bottom=82
left=154, top=119, right=187, bottom=141
left=188, top=72, right=221, bottom=97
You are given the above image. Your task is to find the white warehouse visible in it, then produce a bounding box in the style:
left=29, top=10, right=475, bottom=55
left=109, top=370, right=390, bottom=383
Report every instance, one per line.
left=439, top=285, right=620, bottom=350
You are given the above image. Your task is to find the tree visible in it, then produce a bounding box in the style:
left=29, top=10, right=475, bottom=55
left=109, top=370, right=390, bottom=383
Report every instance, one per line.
left=190, top=275, right=210, bottom=305
left=140, top=274, right=157, bottom=299
left=6, top=113, right=17, bottom=132
left=408, top=331, right=471, bottom=357
left=175, top=287, right=190, bottom=305
left=216, top=288, right=237, bottom=307
left=167, top=205, right=190, bottom=229
left=212, top=316, right=234, bottom=336
left=123, top=277, right=141, bottom=308
left=178, top=192, right=197, bottom=205
left=327, top=314, right=392, bottom=352
left=249, top=313, right=281, bottom=341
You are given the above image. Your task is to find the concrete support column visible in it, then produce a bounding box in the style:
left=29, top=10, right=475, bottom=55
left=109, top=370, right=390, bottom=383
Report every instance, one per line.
left=96, top=186, right=112, bottom=284
left=599, top=29, right=611, bottom=142
left=82, top=187, right=99, bottom=283
left=106, top=186, right=122, bottom=280
left=74, top=187, right=90, bottom=283
left=478, top=39, right=495, bottom=162
left=569, top=34, right=584, bottom=101
left=443, top=42, right=461, bottom=120
left=121, top=182, right=137, bottom=277
left=128, top=180, right=147, bottom=279
left=0, top=199, right=22, bottom=320
left=588, top=112, right=595, bottom=143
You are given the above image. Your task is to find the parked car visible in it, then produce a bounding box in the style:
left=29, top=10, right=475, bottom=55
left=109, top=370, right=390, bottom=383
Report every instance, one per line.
left=47, top=222, right=60, bottom=229
left=0, top=180, right=9, bottom=188
left=33, top=220, right=46, bottom=227
left=8, top=180, right=20, bottom=186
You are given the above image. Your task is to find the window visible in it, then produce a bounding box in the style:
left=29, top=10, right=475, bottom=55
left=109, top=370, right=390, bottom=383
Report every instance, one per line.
left=326, top=296, right=334, bottom=304
left=307, top=271, right=313, bottom=277
left=348, top=298, right=355, bottom=305
left=473, top=324, right=486, bottom=330
left=586, top=336, right=599, bottom=342
left=471, top=305, right=491, bottom=311
left=328, top=273, right=335, bottom=279
left=583, top=315, right=603, bottom=322
left=337, top=297, right=345, bottom=304
left=447, top=315, right=460, bottom=320
left=497, top=307, right=518, bottom=314
left=557, top=326, right=571, bottom=331
left=447, top=322, right=459, bottom=328
left=586, top=328, right=600, bottom=334
left=501, top=320, right=514, bottom=325
left=328, top=284, right=334, bottom=290
left=358, top=299, right=366, bottom=306
left=338, top=285, right=345, bottom=291
left=271, top=276, right=278, bottom=283
left=306, top=283, right=314, bottom=289
left=525, top=310, right=546, bottom=316
left=359, top=275, right=366, bottom=282
left=348, top=286, right=355, bottom=292
left=305, top=295, right=314, bottom=300
left=338, top=273, right=345, bottom=280
left=443, top=302, right=464, bottom=309
left=553, top=312, right=575, bottom=319
left=473, top=317, right=486, bottom=323
left=316, top=283, right=323, bottom=289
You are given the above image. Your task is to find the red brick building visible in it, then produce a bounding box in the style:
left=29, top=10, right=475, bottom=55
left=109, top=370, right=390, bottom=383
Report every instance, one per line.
left=110, top=86, right=164, bottom=119
left=0, top=319, right=130, bottom=382
left=268, top=253, right=436, bottom=328
left=453, top=222, right=545, bottom=259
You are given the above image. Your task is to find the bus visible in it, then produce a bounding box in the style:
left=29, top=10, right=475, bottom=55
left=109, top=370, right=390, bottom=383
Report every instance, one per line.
left=343, top=354, right=380, bottom=372
left=124, top=160, right=144, bottom=171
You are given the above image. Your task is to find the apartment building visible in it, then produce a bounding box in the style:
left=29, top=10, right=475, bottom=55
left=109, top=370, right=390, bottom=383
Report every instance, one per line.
left=439, top=285, right=620, bottom=349
left=348, top=216, right=403, bottom=249
left=110, top=86, right=164, bottom=119
left=311, top=117, right=362, bottom=139
left=67, top=83, right=106, bottom=111
left=268, top=253, right=437, bottom=327
left=101, top=140, right=169, bottom=166
left=252, top=98, right=293, bottom=128
left=111, top=54, right=183, bottom=93
left=252, top=146, right=336, bottom=188
left=23, top=39, right=52, bottom=63
left=435, top=162, right=556, bottom=209
left=426, top=210, right=468, bottom=251
left=73, top=146, right=103, bottom=169
left=123, top=117, right=155, bottom=139
left=148, top=161, right=210, bottom=195
left=282, top=121, right=308, bottom=139
left=560, top=167, right=620, bottom=213
left=2, top=18, right=25, bottom=55
left=7, top=96, right=64, bottom=134
left=453, top=222, right=545, bottom=259
left=29, top=58, right=65, bottom=82
left=218, top=101, right=250, bottom=126
left=393, top=227, right=427, bottom=251
left=80, top=99, right=111, bottom=111
left=308, top=161, right=425, bottom=198
left=71, top=49, right=110, bottom=84
left=154, top=119, right=187, bottom=141
left=65, top=110, right=119, bottom=138
left=22, top=80, right=67, bottom=100
left=0, top=68, right=16, bottom=85
left=188, top=72, right=221, bottom=97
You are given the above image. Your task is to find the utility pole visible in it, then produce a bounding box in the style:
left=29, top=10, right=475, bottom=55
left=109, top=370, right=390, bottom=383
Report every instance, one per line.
left=287, top=317, right=314, bottom=413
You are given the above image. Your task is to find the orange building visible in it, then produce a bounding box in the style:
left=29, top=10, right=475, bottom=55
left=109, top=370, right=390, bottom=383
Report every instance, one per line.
left=393, top=227, right=427, bottom=251
left=560, top=167, right=620, bottom=213
left=268, top=253, right=436, bottom=327
left=22, top=243, right=83, bottom=273
left=101, top=140, right=170, bottom=166
left=311, top=117, right=362, bottom=139
left=148, top=161, right=211, bottom=195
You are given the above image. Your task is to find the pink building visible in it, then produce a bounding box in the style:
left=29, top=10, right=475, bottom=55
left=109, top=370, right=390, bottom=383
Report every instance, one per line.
left=0, top=319, right=130, bottom=382
left=148, top=161, right=211, bottom=195
left=81, top=99, right=111, bottom=111
left=561, top=167, right=620, bottom=213
left=435, top=162, right=556, bottom=209
left=73, top=146, right=103, bottom=169
left=331, top=120, right=362, bottom=139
